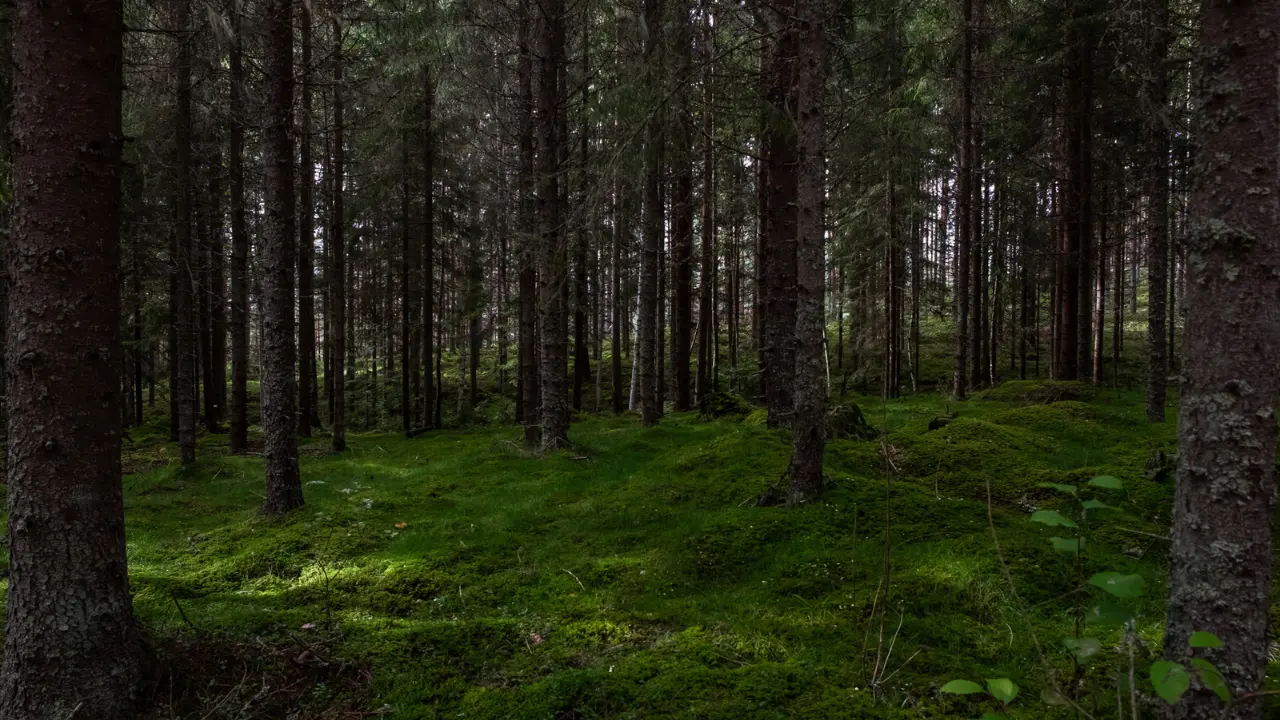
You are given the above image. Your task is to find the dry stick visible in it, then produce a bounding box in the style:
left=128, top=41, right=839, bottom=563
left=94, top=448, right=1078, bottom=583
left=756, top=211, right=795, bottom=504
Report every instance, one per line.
left=985, top=477, right=1098, bottom=720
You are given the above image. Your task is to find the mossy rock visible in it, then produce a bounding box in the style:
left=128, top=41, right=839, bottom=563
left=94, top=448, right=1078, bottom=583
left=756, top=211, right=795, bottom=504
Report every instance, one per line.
left=977, top=379, right=1096, bottom=404
left=824, top=404, right=876, bottom=441
left=743, top=409, right=769, bottom=426
left=699, top=391, right=752, bottom=419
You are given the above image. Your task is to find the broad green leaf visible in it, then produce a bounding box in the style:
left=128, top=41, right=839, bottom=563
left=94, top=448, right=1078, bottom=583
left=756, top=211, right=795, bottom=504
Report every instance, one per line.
left=1189, top=631, right=1224, bottom=649
left=1063, top=636, right=1102, bottom=663
left=940, top=679, right=984, bottom=695
left=1050, top=536, right=1085, bottom=553
left=1031, top=510, right=1077, bottom=528
left=1038, top=482, right=1078, bottom=495
left=1189, top=658, right=1230, bottom=702
left=986, top=678, right=1018, bottom=704
left=1089, top=475, right=1124, bottom=490
left=1151, top=661, right=1191, bottom=705
left=1088, top=572, right=1146, bottom=598
left=1081, top=499, right=1114, bottom=511
left=1085, top=600, right=1134, bottom=626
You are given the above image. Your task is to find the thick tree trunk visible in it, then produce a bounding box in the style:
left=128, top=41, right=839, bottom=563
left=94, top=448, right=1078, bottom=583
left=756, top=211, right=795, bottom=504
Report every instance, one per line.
left=0, top=1, right=142, bottom=714
left=788, top=0, right=826, bottom=506
left=537, top=0, right=569, bottom=449
left=517, top=0, right=540, bottom=441
left=330, top=15, right=347, bottom=453
left=228, top=0, right=249, bottom=453
left=260, top=0, right=303, bottom=515
left=638, top=0, right=664, bottom=427
left=298, top=4, right=316, bottom=437
left=1164, top=1, right=1279, bottom=716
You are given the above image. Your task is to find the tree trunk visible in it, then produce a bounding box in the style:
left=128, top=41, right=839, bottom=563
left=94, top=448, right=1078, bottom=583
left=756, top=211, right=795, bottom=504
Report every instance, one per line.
left=422, top=71, right=436, bottom=429
left=0, top=1, right=142, bottom=714
left=173, top=0, right=197, bottom=462
left=696, top=1, right=715, bottom=408
left=259, top=0, right=303, bottom=515
left=638, top=0, right=664, bottom=427
left=517, top=0, right=540, bottom=441
left=1164, top=1, right=1279, bottom=716
left=1143, top=0, right=1169, bottom=422
left=330, top=14, right=347, bottom=452
left=297, top=3, right=316, bottom=437
left=537, top=0, right=569, bottom=449
left=953, top=0, right=973, bottom=400
left=228, top=0, right=249, bottom=453
left=670, top=0, right=694, bottom=413
left=788, top=0, right=826, bottom=506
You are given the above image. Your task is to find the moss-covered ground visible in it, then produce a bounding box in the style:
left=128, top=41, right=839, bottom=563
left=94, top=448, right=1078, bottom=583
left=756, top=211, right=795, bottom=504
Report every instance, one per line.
left=70, top=377, right=1280, bottom=719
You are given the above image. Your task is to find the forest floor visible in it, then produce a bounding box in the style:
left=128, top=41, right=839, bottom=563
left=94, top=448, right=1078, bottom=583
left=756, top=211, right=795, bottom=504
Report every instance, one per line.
left=55, top=382, right=1280, bottom=717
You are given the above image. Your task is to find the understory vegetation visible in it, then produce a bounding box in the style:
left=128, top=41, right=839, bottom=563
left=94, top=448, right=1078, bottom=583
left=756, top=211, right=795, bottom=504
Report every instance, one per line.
left=46, top=373, right=1267, bottom=718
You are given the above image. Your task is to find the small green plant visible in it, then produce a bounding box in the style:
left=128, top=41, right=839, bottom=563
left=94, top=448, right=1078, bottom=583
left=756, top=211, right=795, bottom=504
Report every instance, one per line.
left=940, top=677, right=1019, bottom=718
left=1150, top=632, right=1230, bottom=705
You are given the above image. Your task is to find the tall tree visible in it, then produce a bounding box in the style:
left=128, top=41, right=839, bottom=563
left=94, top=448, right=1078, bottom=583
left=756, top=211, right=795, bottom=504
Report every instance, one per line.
left=1163, top=0, right=1279, bottom=716
left=260, top=0, right=304, bottom=515
left=671, top=0, right=694, bottom=412
left=1143, top=0, right=1169, bottom=422
left=298, top=1, right=317, bottom=437
left=788, top=0, right=827, bottom=505
left=517, top=0, right=540, bottom=441
left=537, top=0, right=570, bottom=449
left=0, top=0, right=142, bottom=713
left=953, top=0, right=974, bottom=400
left=173, top=0, right=197, bottom=462
left=637, top=0, right=663, bottom=427
left=331, top=12, right=348, bottom=453
left=228, top=0, right=249, bottom=453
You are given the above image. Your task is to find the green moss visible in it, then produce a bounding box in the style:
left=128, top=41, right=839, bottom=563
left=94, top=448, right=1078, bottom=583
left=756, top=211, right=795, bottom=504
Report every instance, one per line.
left=977, top=379, right=1097, bottom=404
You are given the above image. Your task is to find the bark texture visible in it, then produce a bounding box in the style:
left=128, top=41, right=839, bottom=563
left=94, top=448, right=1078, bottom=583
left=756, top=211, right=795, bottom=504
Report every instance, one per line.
left=1143, top=0, right=1169, bottom=422
left=537, top=0, right=569, bottom=449
left=638, top=0, right=664, bottom=427
left=1163, top=1, right=1280, bottom=717
left=0, top=1, right=142, bottom=714
left=298, top=2, right=316, bottom=437
left=173, top=0, right=196, bottom=462
left=228, top=0, right=249, bottom=453
left=787, top=0, right=827, bottom=505
left=260, top=0, right=303, bottom=516
left=331, top=15, right=348, bottom=453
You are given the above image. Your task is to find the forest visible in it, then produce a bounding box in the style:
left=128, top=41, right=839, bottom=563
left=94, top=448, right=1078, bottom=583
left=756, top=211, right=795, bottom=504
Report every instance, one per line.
left=0, top=0, right=1277, bottom=718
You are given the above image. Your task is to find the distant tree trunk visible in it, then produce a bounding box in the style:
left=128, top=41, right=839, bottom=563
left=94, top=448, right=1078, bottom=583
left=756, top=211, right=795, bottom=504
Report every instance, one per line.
left=228, top=0, right=249, bottom=453
left=298, top=2, right=316, bottom=437
left=400, top=136, right=413, bottom=434
left=696, top=2, right=715, bottom=408
left=422, top=70, right=436, bottom=429
left=517, top=0, right=540, bottom=441
left=670, top=0, right=694, bottom=413
left=1164, top=0, right=1279, bottom=716
left=572, top=23, right=591, bottom=413
left=788, top=0, right=827, bottom=505
left=537, top=0, right=569, bottom=449
left=207, top=142, right=226, bottom=432
left=173, top=0, right=196, bottom=462
left=260, top=0, right=303, bottom=515
left=1091, top=172, right=1107, bottom=385
left=330, top=14, right=347, bottom=452
left=611, top=169, right=625, bottom=414
left=953, top=0, right=973, bottom=400
left=0, top=1, right=142, bottom=714
left=638, top=0, right=663, bottom=427
left=761, top=1, right=798, bottom=426
left=1143, top=0, right=1169, bottom=422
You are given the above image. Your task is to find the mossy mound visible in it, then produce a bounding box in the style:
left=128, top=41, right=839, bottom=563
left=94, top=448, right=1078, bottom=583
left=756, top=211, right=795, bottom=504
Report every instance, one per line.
left=824, top=403, right=877, bottom=440
left=699, top=391, right=753, bottom=419
left=977, top=379, right=1097, bottom=404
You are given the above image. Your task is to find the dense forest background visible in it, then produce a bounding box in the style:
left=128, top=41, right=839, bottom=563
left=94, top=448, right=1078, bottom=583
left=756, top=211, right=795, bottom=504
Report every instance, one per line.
left=1, top=0, right=1278, bottom=718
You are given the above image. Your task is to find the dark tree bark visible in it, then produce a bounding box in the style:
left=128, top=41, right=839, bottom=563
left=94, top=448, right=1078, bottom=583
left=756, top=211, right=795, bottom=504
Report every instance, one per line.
left=953, top=0, right=974, bottom=400
left=400, top=136, right=413, bottom=434
left=298, top=2, right=316, bottom=437
left=422, top=70, right=436, bottom=429
left=611, top=169, right=626, bottom=415
left=638, top=0, right=663, bottom=427
left=330, top=14, right=347, bottom=453
left=208, top=144, right=226, bottom=432
left=1163, top=1, right=1279, bottom=717
left=671, top=0, right=694, bottom=413
left=260, top=0, right=303, bottom=516
left=228, top=0, right=249, bottom=453
left=517, top=0, right=539, bottom=439
left=1143, top=0, right=1169, bottom=422
left=0, top=1, right=142, bottom=714
left=173, top=0, right=196, bottom=463
left=572, top=21, right=591, bottom=413
left=788, top=0, right=826, bottom=506
left=695, top=2, right=715, bottom=407
left=537, top=0, right=569, bottom=449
